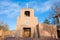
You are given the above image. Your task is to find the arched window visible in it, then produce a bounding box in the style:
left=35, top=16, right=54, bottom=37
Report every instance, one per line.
left=25, top=11, right=30, bottom=17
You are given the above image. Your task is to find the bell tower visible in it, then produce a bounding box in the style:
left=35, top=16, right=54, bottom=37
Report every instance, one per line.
left=16, top=3, right=38, bottom=37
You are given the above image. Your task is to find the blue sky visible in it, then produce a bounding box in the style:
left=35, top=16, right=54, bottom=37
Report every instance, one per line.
left=0, top=0, right=59, bottom=30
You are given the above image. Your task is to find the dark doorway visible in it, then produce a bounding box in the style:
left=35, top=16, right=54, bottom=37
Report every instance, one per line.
left=57, top=30, right=60, bottom=38
left=25, top=11, right=30, bottom=17
left=57, top=25, right=60, bottom=38
left=23, top=28, right=31, bottom=37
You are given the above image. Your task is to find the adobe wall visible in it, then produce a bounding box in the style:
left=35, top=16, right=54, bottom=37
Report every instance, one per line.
left=39, top=23, right=57, bottom=38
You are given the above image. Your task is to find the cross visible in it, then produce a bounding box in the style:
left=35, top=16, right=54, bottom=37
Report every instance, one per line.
left=26, top=3, right=29, bottom=8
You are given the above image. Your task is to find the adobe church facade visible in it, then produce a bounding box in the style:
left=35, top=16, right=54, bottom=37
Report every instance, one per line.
left=16, top=8, right=38, bottom=37
left=16, top=8, right=58, bottom=38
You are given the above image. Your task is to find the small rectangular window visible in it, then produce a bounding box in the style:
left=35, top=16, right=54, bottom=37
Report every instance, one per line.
left=59, top=17, right=60, bottom=23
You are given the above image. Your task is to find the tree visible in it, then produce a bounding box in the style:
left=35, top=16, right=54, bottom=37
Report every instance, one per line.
left=44, top=18, right=50, bottom=24
left=48, top=1, right=60, bottom=24
left=3, top=24, right=9, bottom=31
left=0, top=21, right=9, bottom=31
left=0, top=25, right=3, bottom=30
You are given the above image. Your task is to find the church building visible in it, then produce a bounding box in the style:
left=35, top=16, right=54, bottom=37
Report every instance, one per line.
left=16, top=8, right=38, bottom=37
left=16, top=7, right=57, bottom=38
